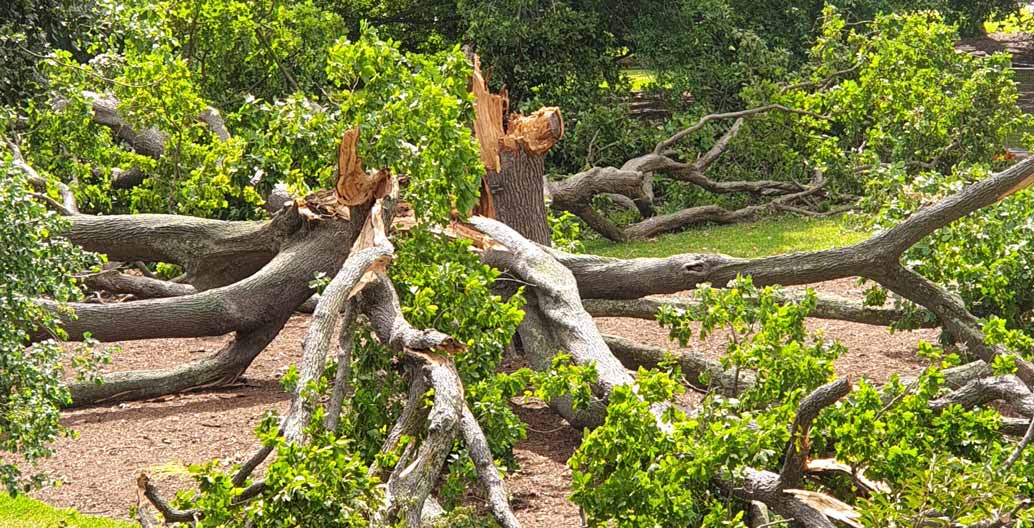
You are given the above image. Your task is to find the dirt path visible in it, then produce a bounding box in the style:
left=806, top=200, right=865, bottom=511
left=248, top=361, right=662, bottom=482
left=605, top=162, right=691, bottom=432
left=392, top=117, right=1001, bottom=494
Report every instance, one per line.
left=33, top=278, right=938, bottom=526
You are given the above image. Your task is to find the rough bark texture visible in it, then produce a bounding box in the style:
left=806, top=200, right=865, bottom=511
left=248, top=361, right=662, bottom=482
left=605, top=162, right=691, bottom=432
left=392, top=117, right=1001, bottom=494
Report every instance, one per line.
left=471, top=56, right=561, bottom=245
left=583, top=293, right=933, bottom=328
left=283, top=245, right=393, bottom=442
left=57, top=205, right=368, bottom=406
left=63, top=203, right=305, bottom=290
left=460, top=405, right=521, bottom=528
left=51, top=211, right=360, bottom=343
left=473, top=216, right=634, bottom=428
left=603, top=333, right=753, bottom=394
left=81, top=270, right=197, bottom=299
left=547, top=156, right=1034, bottom=384
left=489, top=146, right=552, bottom=244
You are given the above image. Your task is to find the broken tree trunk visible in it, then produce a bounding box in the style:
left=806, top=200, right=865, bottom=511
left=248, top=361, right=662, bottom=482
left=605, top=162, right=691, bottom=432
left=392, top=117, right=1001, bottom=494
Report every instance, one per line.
left=471, top=57, right=563, bottom=245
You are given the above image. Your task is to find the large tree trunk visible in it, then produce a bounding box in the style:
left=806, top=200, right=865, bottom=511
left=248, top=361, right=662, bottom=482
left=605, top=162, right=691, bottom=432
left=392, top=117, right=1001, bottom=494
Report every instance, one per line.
left=471, top=56, right=562, bottom=245
left=489, top=146, right=551, bottom=244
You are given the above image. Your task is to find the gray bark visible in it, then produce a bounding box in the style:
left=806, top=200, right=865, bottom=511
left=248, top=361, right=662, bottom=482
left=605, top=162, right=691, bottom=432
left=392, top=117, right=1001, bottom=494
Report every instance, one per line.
left=473, top=216, right=634, bottom=428
left=81, top=270, right=197, bottom=299
left=489, top=147, right=551, bottom=245
left=283, top=245, right=393, bottom=442
left=584, top=293, right=934, bottom=328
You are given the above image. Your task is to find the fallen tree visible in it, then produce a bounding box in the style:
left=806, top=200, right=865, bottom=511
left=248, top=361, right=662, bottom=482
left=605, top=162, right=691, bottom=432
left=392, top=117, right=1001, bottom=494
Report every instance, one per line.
left=17, top=28, right=1034, bottom=526
left=546, top=105, right=847, bottom=242
left=27, top=127, right=1034, bottom=526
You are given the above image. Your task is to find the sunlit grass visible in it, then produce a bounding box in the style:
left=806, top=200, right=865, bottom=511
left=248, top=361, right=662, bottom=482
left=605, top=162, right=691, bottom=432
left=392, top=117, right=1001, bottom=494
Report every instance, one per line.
left=622, top=69, right=656, bottom=90
left=584, top=214, right=870, bottom=259
left=984, top=6, right=1034, bottom=33
left=0, top=494, right=134, bottom=528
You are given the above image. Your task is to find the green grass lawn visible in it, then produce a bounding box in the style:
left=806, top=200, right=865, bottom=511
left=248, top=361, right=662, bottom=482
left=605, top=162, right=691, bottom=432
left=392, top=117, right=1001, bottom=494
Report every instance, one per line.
left=583, top=214, right=870, bottom=259
left=0, top=494, right=134, bottom=528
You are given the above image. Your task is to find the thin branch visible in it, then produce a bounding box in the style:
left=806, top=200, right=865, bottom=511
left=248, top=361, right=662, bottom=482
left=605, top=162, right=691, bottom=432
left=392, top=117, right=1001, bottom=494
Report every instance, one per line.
left=1004, top=416, right=1034, bottom=472
left=654, top=104, right=829, bottom=154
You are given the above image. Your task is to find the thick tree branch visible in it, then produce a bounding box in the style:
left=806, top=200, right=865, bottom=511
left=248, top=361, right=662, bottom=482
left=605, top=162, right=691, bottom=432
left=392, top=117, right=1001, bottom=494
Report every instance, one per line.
left=780, top=378, right=852, bottom=488
left=583, top=292, right=934, bottom=328
left=472, top=216, right=635, bottom=427
left=80, top=270, right=197, bottom=299
left=63, top=203, right=305, bottom=290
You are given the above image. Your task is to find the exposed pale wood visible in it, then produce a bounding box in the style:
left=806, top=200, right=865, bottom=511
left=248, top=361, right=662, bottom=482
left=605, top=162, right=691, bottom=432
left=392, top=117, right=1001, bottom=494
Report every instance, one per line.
left=501, top=107, right=564, bottom=155
left=471, top=56, right=507, bottom=173
left=335, top=128, right=391, bottom=207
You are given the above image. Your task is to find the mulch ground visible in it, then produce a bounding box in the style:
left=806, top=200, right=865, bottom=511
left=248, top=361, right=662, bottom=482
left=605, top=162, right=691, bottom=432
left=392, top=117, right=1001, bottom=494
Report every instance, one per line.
left=33, top=277, right=939, bottom=526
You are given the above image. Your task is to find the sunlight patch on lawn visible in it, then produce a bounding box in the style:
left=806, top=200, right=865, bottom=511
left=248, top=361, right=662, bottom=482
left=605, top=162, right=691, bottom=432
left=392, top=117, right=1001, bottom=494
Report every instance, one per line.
left=584, top=214, right=870, bottom=259
left=0, top=494, right=134, bottom=528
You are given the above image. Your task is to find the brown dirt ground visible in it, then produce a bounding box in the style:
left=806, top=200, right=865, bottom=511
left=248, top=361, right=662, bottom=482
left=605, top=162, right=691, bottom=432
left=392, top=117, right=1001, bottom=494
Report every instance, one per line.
left=32, top=277, right=940, bottom=526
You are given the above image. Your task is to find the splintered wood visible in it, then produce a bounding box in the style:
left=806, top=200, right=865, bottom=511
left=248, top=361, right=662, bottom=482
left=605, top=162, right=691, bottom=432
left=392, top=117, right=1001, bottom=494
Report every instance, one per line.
left=502, top=107, right=564, bottom=155
left=471, top=56, right=508, bottom=173
left=336, top=127, right=390, bottom=206
left=303, top=128, right=391, bottom=220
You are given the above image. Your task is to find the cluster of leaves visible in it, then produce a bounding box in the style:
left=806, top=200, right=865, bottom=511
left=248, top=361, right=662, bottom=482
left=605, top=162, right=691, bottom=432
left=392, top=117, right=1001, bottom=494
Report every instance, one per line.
left=813, top=341, right=1034, bottom=525
left=740, top=9, right=1034, bottom=333
left=325, top=25, right=484, bottom=223
left=571, top=277, right=839, bottom=525
left=172, top=414, right=381, bottom=528
left=0, top=153, right=100, bottom=494
left=572, top=276, right=1034, bottom=526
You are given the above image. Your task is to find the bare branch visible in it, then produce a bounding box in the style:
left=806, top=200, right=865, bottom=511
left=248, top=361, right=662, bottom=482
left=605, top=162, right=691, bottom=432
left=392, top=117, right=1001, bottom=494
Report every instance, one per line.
left=460, top=405, right=521, bottom=528
left=654, top=104, right=829, bottom=155
left=780, top=378, right=852, bottom=488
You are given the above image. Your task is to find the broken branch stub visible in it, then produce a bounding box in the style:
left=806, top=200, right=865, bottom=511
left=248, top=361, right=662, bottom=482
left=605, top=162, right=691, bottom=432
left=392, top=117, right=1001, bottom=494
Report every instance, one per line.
left=502, top=107, right=564, bottom=156
left=335, top=127, right=391, bottom=207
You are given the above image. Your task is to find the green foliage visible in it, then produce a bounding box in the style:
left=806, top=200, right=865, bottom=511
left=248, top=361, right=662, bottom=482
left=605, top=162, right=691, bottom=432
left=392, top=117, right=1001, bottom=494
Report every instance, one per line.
left=985, top=4, right=1034, bottom=33
left=0, top=154, right=99, bottom=494
left=326, top=25, right=483, bottom=223
left=813, top=343, right=1034, bottom=524
left=766, top=9, right=1034, bottom=332
left=572, top=277, right=840, bottom=526
left=573, top=277, right=1034, bottom=526
left=457, top=0, right=622, bottom=105
left=0, top=0, right=104, bottom=105
left=391, top=229, right=525, bottom=386
left=659, top=277, right=843, bottom=405
left=547, top=210, right=584, bottom=253
left=173, top=415, right=382, bottom=527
